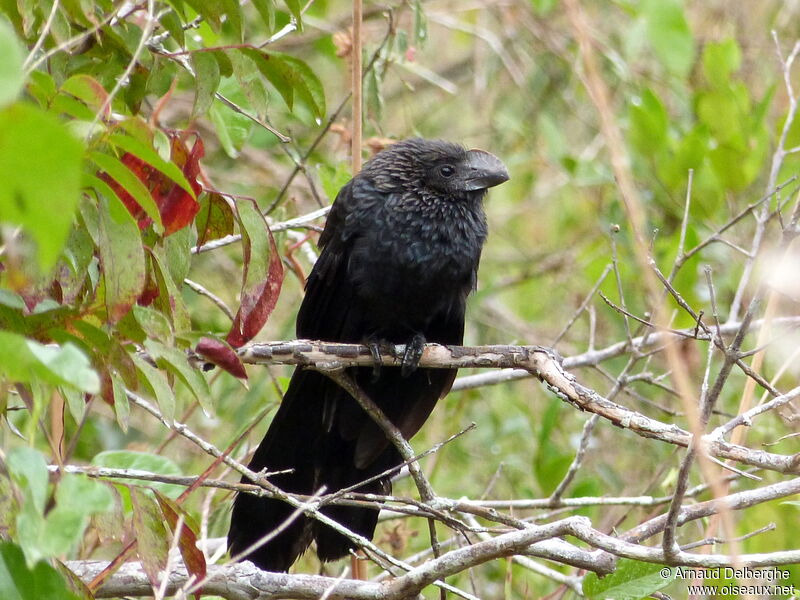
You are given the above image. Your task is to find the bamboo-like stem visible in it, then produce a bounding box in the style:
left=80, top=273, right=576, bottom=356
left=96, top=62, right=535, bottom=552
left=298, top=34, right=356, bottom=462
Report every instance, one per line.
left=351, top=0, right=363, bottom=174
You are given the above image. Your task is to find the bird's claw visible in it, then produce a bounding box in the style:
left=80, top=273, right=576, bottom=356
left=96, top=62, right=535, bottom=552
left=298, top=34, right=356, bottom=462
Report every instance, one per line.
left=401, top=333, right=426, bottom=377
left=367, top=339, right=382, bottom=382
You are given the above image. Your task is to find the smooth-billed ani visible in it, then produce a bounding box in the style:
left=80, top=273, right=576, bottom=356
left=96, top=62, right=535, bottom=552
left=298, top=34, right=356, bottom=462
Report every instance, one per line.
left=228, top=138, right=509, bottom=571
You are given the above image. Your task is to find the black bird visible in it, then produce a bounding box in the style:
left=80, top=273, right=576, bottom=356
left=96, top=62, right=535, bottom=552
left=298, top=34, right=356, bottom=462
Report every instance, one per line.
left=228, top=138, right=509, bottom=571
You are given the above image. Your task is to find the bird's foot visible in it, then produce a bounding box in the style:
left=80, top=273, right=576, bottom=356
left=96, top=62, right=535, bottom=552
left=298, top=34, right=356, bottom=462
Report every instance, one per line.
left=366, top=337, right=383, bottom=382
left=401, top=333, right=426, bottom=377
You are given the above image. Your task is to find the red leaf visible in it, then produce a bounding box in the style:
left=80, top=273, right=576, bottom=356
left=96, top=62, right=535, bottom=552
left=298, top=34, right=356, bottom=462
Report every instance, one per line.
left=137, top=277, right=160, bottom=307
left=99, top=367, right=114, bottom=405
left=130, top=487, right=169, bottom=590
left=153, top=491, right=207, bottom=599
left=158, top=134, right=204, bottom=235
left=99, top=153, right=153, bottom=228
left=99, top=131, right=204, bottom=236
left=195, top=336, right=247, bottom=379
left=226, top=200, right=284, bottom=348
left=19, top=287, right=46, bottom=313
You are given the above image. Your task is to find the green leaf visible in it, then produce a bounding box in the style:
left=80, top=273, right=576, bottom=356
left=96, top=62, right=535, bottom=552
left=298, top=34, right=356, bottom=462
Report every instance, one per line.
left=641, top=0, right=695, bottom=77
left=219, top=0, right=243, bottom=41
left=144, top=339, right=211, bottom=413
left=51, top=562, right=94, bottom=600
left=7, top=448, right=50, bottom=565
left=396, top=30, right=408, bottom=55
left=57, top=218, right=96, bottom=304
left=97, top=191, right=146, bottom=323
left=158, top=8, right=184, bottom=47
left=251, top=0, right=275, bottom=32
left=583, top=559, right=675, bottom=600
left=163, top=221, right=194, bottom=284
left=58, top=474, right=114, bottom=515
left=183, top=0, right=240, bottom=39
left=70, top=319, right=112, bottom=355
left=6, top=447, right=48, bottom=514
left=26, top=340, right=101, bottom=393
left=656, top=124, right=708, bottom=187
left=534, top=398, right=572, bottom=494
left=59, top=0, right=92, bottom=27
left=413, top=0, right=427, bottom=45
left=132, top=305, right=174, bottom=343
left=37, top=0, right=71, bottom=45
left=133, top=354, right=176, bottom=423
left=283, top=0, right=303, bottom=30
left=0, top=332, right=100, bottom=393
left=0, top=20, right=24, bottom=108
left=163, top=0, right=186, bottom=20
left=147, top=60, right=177, bottom=101
left=91, top=450, right=183, bottom=500
left=39, top=475, right=113, bottom=559
left=229, top=49, right=270, bottom=119
left=27, top=70, right=57, bottom=108
left=279, top=54, right=326, bottom=120
left=240, top=48, right=325, bottom=120
left=209, top=98, right=252, bottom=158
left=51, top=93, right=96, bottom=121
left=317, top=162, right=352, bottom=203
left=708, top=141, right=764, bottom=191
left=38, top=505, right=86, bottom=561
left=628, top=89, right=668, bottom=154
left=696, top=87, right=748, bottom=145
left=147, top=246, right=191, bottom=334
left=240, top=48, right=294, bottom=110
left=0, top=542, right=80, bottom=600
left=365, top=66, right=383, bottom=123
left=192, top=51, right=220, bottom=116
left=213, top=49, right=233, bottom=78
left=195, top=192, right=234, bottom=244
left=60, top=386, right=86, bottom=424
left=702, top=38, right=741, bottom=89
left=59, top=74, right=109, bottom=114
left=529, top=0, right=557, bottom=15
left=0, top=103, right=84, bottom=270
left=111, top=370, right=130, bottom=432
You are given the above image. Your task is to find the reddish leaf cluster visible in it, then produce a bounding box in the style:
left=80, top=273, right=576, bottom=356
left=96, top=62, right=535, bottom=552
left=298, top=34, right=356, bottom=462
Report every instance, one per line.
left=104, top=132, right=204, bottom=236
left=226, top=212, right=285, bottom=349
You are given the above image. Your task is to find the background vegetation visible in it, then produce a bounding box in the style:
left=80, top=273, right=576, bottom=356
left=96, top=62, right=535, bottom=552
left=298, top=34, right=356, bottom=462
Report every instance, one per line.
left=1, top=0, right=800, bottom=598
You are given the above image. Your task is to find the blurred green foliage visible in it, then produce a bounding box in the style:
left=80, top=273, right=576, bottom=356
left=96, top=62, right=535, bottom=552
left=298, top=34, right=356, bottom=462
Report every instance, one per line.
left=1, top=0, right=800, bottom=598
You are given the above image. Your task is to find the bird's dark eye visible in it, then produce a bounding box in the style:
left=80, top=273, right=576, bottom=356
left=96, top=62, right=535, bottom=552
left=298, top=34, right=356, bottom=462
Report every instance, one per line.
left=439, top=164, right=456, bottom=178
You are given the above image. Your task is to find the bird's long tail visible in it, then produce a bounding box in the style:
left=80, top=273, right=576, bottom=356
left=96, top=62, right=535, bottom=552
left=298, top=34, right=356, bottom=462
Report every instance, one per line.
left=227, top=368, right=394, bottom=571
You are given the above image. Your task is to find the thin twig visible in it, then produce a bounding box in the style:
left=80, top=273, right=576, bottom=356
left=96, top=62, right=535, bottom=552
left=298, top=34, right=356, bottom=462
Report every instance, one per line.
left=183, top=278, right=234, bottom=320
left=548, top=414, right=598, bottom=503
left=551, top=263, right=611, bottom=345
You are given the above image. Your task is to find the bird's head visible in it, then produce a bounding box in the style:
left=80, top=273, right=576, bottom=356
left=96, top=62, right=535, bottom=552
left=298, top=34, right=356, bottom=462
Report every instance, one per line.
left=364, top=138, right=509, bottom=199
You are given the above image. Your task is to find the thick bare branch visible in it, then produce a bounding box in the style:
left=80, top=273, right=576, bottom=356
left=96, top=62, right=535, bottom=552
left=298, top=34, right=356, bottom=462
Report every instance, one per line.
left=237, top=340, right=800, bottom=474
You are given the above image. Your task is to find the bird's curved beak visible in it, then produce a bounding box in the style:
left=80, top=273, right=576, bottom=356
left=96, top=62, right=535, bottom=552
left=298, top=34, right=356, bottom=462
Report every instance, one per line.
left=462, top=149, right=510, bottom=191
